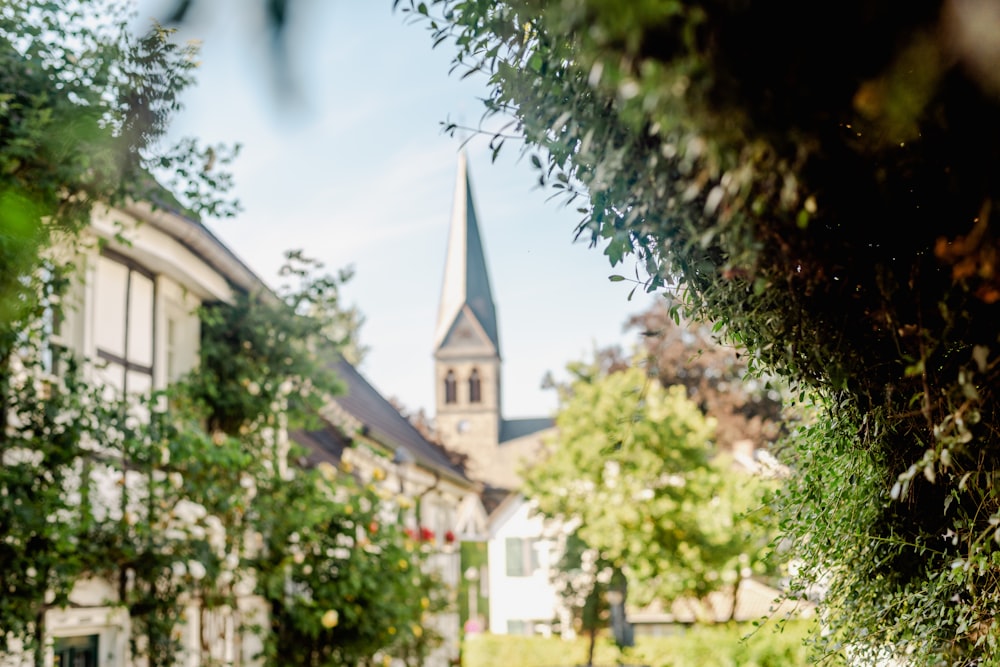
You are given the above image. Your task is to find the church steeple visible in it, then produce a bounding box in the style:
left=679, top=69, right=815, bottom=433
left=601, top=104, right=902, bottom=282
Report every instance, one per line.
left=433, top=151, right=502, bottom=474
left=433, top=150, right=500, bottom=355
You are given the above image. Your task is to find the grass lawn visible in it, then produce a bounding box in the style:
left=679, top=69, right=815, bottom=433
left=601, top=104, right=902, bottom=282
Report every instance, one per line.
left=461, top=620, right=818, bottom=667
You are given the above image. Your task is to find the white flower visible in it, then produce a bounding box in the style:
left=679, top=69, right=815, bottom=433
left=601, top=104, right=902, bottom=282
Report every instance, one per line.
left=164, top=528, right=187, bottom=542
left=239, top=473, right=257, bottom=500
left=205, top=515, right=226, bottom=556
left=188, top=560, right=207, bottom=581
left=172, top=499, right=208, bottom=525
left=172, top=561, right=187, bottom=578
left=2, top=447, right=44, bottom=467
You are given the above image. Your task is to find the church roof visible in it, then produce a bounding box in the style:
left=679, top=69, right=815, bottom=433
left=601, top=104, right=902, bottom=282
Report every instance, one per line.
left=499, top=417, right=555, bottom=444
left=433, top=152, right=500, bottom=354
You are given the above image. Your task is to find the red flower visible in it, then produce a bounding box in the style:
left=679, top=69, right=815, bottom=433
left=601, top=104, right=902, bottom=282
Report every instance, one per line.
left=404, top=527, right=416, bottom=540
left=419, top=526, right=435, bottom=542
left=444, top=530, right=456, bottom=544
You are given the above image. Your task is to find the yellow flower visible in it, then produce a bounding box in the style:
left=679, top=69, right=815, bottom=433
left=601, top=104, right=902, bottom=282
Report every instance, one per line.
left=382, top=656, right=391, bottom=667
left=420, top=597, right=430, bottom=610
left=344, top=505, right=353, bottom=515
left=398, top=559, right=409, bottom=571
left=411, top=624, right=423, bottom=638
left=321, top=609, right=339, bottom=629
left=372, top=467, right=386, bottom=481
left=387, top=626, right=396, bottom=636
left=317, top=462, right=337, bottom=482
left=340, top=460, right=353, bottom=474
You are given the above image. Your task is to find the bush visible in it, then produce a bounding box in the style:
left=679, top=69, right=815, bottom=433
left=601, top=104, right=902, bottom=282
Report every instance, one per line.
left=461, top=620, right=817, bottom=667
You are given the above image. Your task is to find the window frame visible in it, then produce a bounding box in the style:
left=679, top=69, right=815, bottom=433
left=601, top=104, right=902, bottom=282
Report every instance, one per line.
left=468, top=367, right=481, bottom=403
left=444, top=369, right=457, bottom=404
left=54, top=633, right=99, bottom=667
left=504, top=537, right=539, bottom=577
left=94, top=250, right=156, bottom=395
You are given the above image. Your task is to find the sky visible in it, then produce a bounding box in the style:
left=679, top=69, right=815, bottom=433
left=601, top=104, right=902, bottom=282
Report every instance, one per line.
left=135, top=0, right=662, bottom=419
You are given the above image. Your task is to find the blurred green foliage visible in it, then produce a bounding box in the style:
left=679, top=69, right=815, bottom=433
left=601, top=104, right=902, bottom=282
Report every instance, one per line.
left=401, top=0, right=1000, bottom=660
left=461, top=620, right=818, bottom=667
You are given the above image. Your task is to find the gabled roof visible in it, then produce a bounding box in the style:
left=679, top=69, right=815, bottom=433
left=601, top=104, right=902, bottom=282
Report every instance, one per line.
left=294, top=355, right=476, bottom=489
left=123, top=199, right=270, bottom=298
left=292, top=421, right=352, bottom=468
left=433, top=151, right=499, bottom=355
left=483, top=486, right=520, bottom=521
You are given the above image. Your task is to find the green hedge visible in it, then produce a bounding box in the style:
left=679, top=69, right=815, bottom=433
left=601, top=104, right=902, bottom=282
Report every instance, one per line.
left=461, top=620, right=819, bottom=667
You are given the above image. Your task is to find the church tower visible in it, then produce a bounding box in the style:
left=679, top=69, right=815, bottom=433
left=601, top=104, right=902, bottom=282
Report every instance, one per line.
left=433, top=152, right=502, bottom=476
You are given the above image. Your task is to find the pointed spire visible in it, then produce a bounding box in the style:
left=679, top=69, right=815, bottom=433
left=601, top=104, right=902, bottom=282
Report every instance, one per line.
left=434, top=151, right=500, bottom=353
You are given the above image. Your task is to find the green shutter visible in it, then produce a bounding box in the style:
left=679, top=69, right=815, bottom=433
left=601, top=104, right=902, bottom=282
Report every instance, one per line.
left=505, top=537, right=524, bottom=576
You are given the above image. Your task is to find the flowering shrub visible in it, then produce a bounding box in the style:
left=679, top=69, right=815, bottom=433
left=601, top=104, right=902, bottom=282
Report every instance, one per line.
left=256, top=462, right=449, bottom=666
left=0, top=277, right=452, bottom=667
left=0, top=4, right=452, bottom=665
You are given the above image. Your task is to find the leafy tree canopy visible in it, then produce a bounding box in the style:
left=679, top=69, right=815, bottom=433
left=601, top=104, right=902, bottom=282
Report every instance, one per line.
left=0, top=0, right=237, bottom=349
left=396, top=0, right=1000, bottom=661
left=524, top=363, right=778, bottom=612
left=623, top=301, right=787, bottom=451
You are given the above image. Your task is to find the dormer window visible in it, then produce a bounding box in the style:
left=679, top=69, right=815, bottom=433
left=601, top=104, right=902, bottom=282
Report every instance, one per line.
left=444, top=369, right=457, bottom=404
left=468, top=368, right=481, bottom=404
left=94, top=252, right=154, bottom=396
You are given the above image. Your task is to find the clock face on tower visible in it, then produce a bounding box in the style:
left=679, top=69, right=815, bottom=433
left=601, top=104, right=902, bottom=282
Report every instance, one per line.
left=457, top=419, right=470, bottom=433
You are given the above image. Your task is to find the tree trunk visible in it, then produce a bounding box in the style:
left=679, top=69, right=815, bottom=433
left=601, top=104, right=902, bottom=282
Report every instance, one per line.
left=34, top=608, right=45, bottom=667
left=728, top=573, right=743, bottom=623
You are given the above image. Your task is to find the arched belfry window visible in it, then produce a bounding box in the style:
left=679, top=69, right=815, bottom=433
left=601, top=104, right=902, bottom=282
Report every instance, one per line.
left=444, top=370, right=457, bottom=404
left=468, top=368, right=482, bottom=404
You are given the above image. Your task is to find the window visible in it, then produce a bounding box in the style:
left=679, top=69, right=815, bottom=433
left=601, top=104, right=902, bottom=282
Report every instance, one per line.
left=165, top=316, right=177, bottom=382
left=505, top=537, right=539, bottom=577
left=37, top=262, right=69, bottom=376
left=94, top=253, right=154, bottom=395
left=506, top=620, right=533, bottom=636
left=444, top=369, right=457, bottom=404
left=54, top=634, right=99, bottom=667
left=468, top=368, right=481, bottom=403
left=41, top=298, right=67, bottom=376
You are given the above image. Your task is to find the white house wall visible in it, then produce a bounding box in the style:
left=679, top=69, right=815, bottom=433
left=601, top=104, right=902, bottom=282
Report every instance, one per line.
left=18, top=207, right=260, bottom=667
left=90, top=207, right=233, bottom=303
left=486, top=496, right=563, bottom=636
